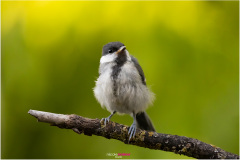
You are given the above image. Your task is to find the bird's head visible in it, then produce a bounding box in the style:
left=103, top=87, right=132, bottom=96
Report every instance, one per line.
left=101, top=42, right=129, bottom=64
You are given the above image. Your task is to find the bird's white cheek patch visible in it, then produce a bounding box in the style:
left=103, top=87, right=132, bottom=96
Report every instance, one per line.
left=125, top=50, right=132, bottom=61
left=100, top=53, right=117, bottom=64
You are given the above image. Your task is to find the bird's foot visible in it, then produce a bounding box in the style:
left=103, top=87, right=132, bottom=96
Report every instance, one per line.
left=101, top=111, right=116, bottom=126
left=128, top=123, right=137, bottom=141
left=101, top=117, right=111, bottom=126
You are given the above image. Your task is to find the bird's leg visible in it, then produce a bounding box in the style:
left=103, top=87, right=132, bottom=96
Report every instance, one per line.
left=128, top=112, right=137, bottom=141
left=101, top=111, right=116, bottom=126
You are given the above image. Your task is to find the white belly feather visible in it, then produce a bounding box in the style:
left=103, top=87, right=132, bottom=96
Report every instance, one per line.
left=93, top=61, right=154, bottom=114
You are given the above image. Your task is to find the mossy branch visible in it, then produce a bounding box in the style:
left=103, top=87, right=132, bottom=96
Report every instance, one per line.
left=28, top=109, right=239, bottom=159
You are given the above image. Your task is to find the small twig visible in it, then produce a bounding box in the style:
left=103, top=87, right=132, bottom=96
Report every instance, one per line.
left=28, top=109, right=239, bottom=159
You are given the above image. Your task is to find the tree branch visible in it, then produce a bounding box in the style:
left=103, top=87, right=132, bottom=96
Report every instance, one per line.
left=28, top=109, right=239, bottom=159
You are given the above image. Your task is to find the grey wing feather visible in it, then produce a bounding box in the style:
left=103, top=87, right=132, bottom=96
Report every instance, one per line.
left=131, top=56, right=146, bottom=85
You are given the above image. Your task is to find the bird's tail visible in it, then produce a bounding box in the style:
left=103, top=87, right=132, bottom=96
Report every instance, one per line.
left=136, top=111, right=155, bottom=132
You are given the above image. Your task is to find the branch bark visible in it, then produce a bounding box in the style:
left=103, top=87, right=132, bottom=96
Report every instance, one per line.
left=28, top=109, right=239, bottom=159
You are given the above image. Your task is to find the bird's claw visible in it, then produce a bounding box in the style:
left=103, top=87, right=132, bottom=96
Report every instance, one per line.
left=128, top=123, right=137, bottom=141
left=101, top=117, right=110, bottom=126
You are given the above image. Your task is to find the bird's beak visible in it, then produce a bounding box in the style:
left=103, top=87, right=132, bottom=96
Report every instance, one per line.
left=116, top=46, right=126, bottom=54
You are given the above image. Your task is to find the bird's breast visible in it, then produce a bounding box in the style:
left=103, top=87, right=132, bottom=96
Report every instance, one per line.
left=113, top=62, right=142, bottom=87
left=94, top=61, right=153, bottom=114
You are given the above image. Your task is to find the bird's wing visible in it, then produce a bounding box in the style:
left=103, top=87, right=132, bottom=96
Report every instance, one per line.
left=131, top=56, right=146, bottom=85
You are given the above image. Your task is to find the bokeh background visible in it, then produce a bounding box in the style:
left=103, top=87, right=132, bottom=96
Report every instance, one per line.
left=2, top=1, right=239, bottom=159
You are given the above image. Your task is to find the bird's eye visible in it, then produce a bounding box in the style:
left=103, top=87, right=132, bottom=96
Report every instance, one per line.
left=108, top=49, right=113, bottom=53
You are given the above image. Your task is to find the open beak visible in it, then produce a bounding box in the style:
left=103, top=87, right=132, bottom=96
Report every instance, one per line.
left=116, top=46, right=126, bottom=54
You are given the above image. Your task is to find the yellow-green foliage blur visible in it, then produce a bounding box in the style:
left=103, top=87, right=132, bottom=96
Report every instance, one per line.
left=2, top=1, right=239, bottom=159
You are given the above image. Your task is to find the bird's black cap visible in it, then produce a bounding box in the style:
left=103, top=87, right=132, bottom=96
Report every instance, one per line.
left=102, top=42, right=125, bottom=56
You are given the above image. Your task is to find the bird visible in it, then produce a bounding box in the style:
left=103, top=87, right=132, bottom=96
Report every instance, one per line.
left=93, top=41, right=155, bottom=140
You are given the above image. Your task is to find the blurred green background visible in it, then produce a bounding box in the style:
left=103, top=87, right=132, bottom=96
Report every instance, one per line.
left=2, top=1, right=239, bottom=159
